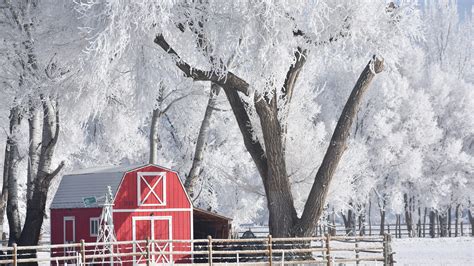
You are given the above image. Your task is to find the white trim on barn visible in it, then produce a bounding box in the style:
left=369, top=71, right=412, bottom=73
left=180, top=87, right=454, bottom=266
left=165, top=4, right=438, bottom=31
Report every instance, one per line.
left=63, top=216, right=76, bottom=258
left=113, top=208, right=192, bottom=213
left=132, top=216, right=173, bottom=265
left=136, top=172, right=167, bottom=207
left=110, top=164, right=192, bottom=209
left=89, top=217, right=100, bottom=237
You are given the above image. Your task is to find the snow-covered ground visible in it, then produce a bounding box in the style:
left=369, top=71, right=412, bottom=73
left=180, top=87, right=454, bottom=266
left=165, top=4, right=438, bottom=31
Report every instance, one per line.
left=392, top=237, right=474, bottom=265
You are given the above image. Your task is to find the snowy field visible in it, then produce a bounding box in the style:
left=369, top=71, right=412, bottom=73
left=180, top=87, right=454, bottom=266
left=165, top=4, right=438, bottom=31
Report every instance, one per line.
left=392, top=237, right=474, bottom=265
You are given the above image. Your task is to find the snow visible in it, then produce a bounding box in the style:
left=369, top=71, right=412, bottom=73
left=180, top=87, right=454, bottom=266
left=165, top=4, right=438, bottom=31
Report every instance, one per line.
left=392, top=237, right=474, bottom=265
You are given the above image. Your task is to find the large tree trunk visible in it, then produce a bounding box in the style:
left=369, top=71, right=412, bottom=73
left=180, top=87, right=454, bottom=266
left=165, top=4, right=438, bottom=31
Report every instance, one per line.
left=254, top=90, right=299, bottom=237
left=27, top=105, right=42, bottom=201
left=6, top=107, right=22, bottom=246
left=19, top=97, right=64, bottom=263
left=185, top=84, right=220, bottom=200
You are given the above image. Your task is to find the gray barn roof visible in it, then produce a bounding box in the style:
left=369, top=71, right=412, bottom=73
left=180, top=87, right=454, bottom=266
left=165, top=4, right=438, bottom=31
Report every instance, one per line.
left=50, top=164, right=144, bottom=209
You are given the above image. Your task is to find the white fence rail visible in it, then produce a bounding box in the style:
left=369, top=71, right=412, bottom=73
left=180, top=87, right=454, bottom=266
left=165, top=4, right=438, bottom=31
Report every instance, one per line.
left=0, top=235, right=393, bottom=265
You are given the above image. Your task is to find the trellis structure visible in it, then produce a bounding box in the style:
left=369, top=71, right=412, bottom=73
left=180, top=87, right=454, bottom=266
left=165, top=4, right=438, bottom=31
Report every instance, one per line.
left=92, top=186, right=122, bottom=265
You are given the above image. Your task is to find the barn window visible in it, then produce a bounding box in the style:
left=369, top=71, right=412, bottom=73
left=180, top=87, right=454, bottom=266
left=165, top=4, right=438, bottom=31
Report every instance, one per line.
left=90, top=217, right=100, bottom=237
left=137, top=172, right=166, bottom=206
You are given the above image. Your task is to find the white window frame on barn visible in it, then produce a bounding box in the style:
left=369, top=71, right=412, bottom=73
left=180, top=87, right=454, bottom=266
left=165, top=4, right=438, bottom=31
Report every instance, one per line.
left=89, top=217, right=100, bottom=237
left=137, top=172, right=167, bottom=206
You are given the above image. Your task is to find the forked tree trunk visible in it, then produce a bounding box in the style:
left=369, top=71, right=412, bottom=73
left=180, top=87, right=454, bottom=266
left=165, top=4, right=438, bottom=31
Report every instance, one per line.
left=6, top=106, right=22, bottom=246
left=155, top=33, right=384, bottom=237
left=19, top=97, right=64, bottom=263
left=185, top=84, right=220, bottom=200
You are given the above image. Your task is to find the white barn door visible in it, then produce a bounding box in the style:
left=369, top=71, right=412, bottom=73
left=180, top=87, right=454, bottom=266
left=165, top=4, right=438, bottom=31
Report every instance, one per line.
left=132, top=216, right=172, bottom=265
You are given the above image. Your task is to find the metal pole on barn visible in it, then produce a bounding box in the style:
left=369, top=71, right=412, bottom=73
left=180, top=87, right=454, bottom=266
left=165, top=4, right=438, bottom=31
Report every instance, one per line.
left=208, top=235, right=213, bottom=266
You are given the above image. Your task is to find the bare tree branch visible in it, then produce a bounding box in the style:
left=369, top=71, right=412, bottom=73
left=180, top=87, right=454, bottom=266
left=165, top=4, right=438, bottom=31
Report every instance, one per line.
left=154, top=34, right=250, bottom=96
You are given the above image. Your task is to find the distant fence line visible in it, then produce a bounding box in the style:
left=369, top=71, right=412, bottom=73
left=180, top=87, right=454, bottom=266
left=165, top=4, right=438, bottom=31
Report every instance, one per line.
left=0, top=235, right=394, bottom=265
left=238, top=223, right=473, bottom=239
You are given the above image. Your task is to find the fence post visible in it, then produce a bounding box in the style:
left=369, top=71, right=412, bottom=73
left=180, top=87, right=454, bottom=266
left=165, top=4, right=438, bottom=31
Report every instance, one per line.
left=146, top=237, right=151, bottom=266
left=383, top=233, right=393, bottom=266
left=355, top=238, right=359, bottom=265
left=268, top=234, right=273, bottom=266
left=325, top=233, right=331, bottom=266
left=12, top=243, right=17, bottom=266
left=80, top=239, right=86, bottom=265
left=208, top=235, right=213, bottom=266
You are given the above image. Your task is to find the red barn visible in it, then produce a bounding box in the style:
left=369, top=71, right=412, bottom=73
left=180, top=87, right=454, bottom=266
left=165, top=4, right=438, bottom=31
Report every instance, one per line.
left=50, top=164, right=231, bottom=264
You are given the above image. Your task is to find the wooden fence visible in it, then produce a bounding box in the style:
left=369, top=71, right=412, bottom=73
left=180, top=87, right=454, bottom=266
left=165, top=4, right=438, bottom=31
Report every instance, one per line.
left=0, top=234, right=394, bottom=265
left=313, top=223, right=473, bottom=238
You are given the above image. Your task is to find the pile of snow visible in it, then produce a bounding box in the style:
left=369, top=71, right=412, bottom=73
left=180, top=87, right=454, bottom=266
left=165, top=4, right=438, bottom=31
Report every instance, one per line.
left=392, top=237, right=474, bottom=265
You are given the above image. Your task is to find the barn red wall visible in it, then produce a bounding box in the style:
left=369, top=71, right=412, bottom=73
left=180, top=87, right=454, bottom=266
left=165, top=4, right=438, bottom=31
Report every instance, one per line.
left=51, top=208, right=102, bottom=245
left=50, top=165, right=192, bottom=264
left=113, top=166, right=192, bottom=263
left=114, top=165, right=191, bottom=210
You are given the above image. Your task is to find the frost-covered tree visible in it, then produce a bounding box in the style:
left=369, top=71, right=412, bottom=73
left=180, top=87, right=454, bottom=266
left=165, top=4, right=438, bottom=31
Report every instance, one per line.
left=76, top=0, right=423, bottom=237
